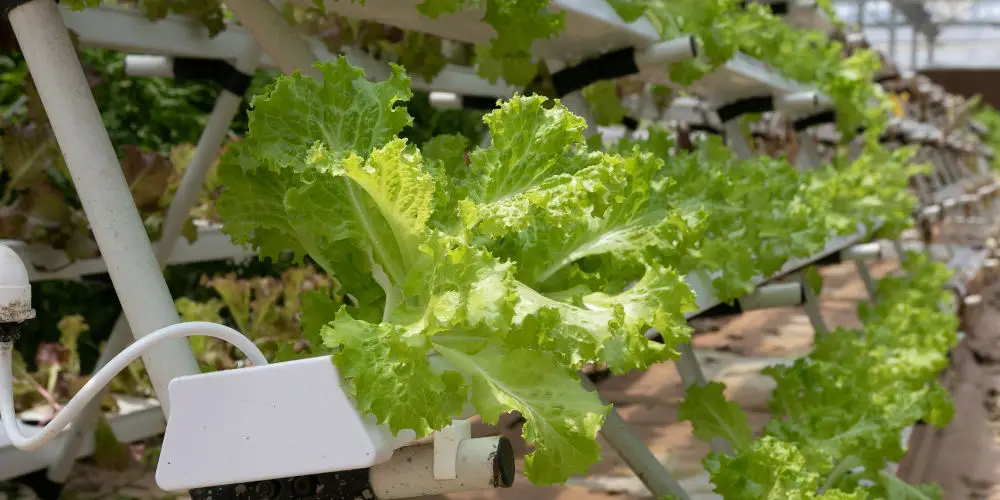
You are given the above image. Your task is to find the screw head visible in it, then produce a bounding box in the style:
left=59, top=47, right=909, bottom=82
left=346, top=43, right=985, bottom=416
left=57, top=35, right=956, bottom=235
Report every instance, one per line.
left=292, top=476, right=314, bottom=496
left=255, top=480, right=279, bottom=499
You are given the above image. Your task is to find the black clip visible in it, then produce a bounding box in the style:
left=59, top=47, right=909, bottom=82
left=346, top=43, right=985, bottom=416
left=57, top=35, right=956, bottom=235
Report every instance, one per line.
left=715, top=96, right=774, bottom=123
left=172, top=58, right=253, bottom=96
left=874, top=73, right=900, bottom=84
left=688, top=123, right=724, bottom=136
left=621, top=115, right=639, bottom=131
left=792, top=110, right=837, bottom=132
left=551, top=47, right=641, bottom=97
left=739, top=0, right=789, bottom=15
left=459, top=95, right=501, bottom=111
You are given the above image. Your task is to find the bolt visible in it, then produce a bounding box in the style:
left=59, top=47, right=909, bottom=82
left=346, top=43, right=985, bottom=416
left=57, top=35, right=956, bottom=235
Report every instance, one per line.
left=292, top=476, right=314, bottom=496
left=255, top=480, right=279, bottom=499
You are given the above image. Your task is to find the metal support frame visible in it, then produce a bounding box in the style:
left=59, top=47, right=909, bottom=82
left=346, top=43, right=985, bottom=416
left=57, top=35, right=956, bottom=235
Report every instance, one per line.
left=43, top=35, right=266, bottom=486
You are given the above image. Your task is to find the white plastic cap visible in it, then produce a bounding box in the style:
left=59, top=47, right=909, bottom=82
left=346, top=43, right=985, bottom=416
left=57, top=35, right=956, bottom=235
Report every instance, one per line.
left=0, top=244, right=34, bottom=323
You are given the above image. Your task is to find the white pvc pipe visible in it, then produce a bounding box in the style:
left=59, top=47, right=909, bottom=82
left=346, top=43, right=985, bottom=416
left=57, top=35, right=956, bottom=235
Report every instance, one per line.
left=773, top=91, right=825, bottom=114
left=222, top=0, right=320, bottom=79
left=46, top=315, right=132, bottom=482
left=893, top=240, right=908, bottom=265
left=740, top=283, right=805, bottom=310
left=795, top=133, right=823, bottom=169
left=854, top=260, right=878, bottom=302
left=800, top=273, right=827, bottom=335
left=48, top=38, right=265, bottom=484
left=920, top=205, right=942, bottom=220
left=841, top=242, right=883, bottom=262
left=0, top=322, right=266, bottom=451
left=722, top=120, right=754, bottom=158
left=634, top=36, right=698, bottom=72
left=672, top=344, right=731, bottom=456
left=371, top=436, right=514, bottom=498
left=429, top=91, right=463, bottom=110
left=8, top=0, right=201, bottom=414
left=578, top=377, right=692, bottom=499
left=675, top=343, right=706, bottom=389
left=123, top=55, right=174, bottom=78
left=155, top=44, right=263, bottom=262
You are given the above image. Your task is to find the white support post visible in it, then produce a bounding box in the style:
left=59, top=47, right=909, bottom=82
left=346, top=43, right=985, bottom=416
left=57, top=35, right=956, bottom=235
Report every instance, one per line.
left=795, top=132, right=823, bottom=169
left=555, top=70, right=698, bottom=498
left=579, top=377, right=692, bottom=500
left=722, top=120, right=754, bottom=159
left=893, top=240, right=908, bottom=264
left=675, top=343, right=706, bottom=389
left=841, top=243, right=881, bottom=302
left=222, top=0, right=320, bottom=79
left=854, top=260, right=878, bottom=302
left=45, top=37, right=266, bottom=484
left=674, top=343, right=731, bottom=454
left=8, top=0, right=200, bottom=415
left=800, top=272, right=827, bottom=335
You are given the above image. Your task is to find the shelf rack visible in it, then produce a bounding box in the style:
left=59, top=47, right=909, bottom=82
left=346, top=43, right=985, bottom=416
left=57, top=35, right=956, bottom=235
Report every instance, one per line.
left=0, top=0, right=995, bottom=498
left=60, top=4, right=518, bottom=98
left=4, top=221, right=250, bottom=283
left=0, top=397, right=163, bottom=482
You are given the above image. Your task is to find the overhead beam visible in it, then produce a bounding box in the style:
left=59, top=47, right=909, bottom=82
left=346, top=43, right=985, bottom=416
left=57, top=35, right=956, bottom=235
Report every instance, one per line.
left=863, top=19, right=1000, bottom=29
left=886, top=0, right=940, bottom=39
left=844, top=0, right=940, bottom=38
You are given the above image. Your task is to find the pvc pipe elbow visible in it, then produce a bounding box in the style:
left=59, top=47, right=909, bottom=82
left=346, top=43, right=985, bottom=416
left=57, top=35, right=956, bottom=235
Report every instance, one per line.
left=0, top=244, right=34, bottom=324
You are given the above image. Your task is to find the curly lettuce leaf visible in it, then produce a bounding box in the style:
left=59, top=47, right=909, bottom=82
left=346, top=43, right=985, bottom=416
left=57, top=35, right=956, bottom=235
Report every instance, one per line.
left=219, top=58, right=693, bottom=484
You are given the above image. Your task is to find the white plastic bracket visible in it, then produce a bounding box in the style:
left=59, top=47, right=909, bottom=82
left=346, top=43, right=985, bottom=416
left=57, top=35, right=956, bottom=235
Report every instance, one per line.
left=433, top=419, right=472, bottom=480
left=155, top=355, right=397, bottom=491
left=773, top=91, right=828, bottom=115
